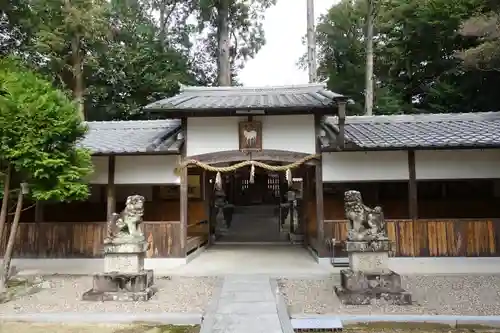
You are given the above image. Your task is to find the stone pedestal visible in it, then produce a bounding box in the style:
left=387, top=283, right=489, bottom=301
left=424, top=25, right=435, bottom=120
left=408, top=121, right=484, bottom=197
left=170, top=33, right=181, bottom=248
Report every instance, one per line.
left=334, top=240, right=412, bottom=305
left=103, top=242, right=146, bottom=274
left=82, top=241, right=155, bottom=302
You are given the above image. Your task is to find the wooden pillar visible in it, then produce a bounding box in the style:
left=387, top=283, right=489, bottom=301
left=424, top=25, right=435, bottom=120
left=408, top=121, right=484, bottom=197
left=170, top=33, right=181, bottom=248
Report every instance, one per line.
left=337, top=101, right=346, bottom=149
left=314, top=114, right=325, bottom=252
left=34, top=201, right=44, bottom=223
left=302, top=168, right=311, bottom=240
left=202, top=170, right=212, bottom=246
left=106, top=155, right=116, bottom=220
left=179, top=118, right=188, bottom=256
left=408, top=150, right=418, bottom=221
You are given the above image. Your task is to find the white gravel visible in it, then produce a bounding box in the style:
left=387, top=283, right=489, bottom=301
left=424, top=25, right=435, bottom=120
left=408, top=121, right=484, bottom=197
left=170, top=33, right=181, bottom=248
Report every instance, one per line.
left=0, top=275, right=219, bottom=314
left=278, top=274, right=500, bottom=316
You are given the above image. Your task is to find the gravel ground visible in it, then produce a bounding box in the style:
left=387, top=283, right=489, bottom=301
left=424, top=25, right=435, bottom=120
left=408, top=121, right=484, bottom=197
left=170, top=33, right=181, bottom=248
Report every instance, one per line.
left=278, top=274, right=500, bottom=315
left=0, top=275, right=219, bottom=314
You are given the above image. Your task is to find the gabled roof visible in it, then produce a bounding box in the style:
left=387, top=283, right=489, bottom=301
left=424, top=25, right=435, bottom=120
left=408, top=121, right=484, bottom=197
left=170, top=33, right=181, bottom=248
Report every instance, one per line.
left=144, top=84, right=345, bottom=116
left=80, top=120, right=183, bottom=155
left=322, top=112, right=500, bottom=150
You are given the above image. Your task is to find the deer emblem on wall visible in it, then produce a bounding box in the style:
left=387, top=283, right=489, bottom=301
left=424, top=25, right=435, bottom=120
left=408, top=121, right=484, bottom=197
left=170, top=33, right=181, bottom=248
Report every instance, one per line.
left=239, top=120, right=262, bottom=152
left=244, top=129, right=257, bottom=146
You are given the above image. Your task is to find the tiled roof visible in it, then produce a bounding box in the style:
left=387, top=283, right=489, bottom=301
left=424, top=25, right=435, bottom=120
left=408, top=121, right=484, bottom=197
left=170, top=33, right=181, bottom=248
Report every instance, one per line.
left=144, top=84, right=345, bottom=113
left=80, top=119, right=182, bottom=155
left=323, top=112, right=500, bottom=150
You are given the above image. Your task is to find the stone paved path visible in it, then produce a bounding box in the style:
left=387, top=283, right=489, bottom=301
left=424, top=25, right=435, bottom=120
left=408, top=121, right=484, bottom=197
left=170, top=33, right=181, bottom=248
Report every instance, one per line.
left=203, top=275, right=284, bottom=333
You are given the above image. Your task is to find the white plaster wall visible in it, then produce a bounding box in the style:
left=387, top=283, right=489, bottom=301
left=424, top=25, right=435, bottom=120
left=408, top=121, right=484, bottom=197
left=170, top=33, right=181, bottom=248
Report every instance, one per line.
left=115, top=155, right=179, bottom=184
left=115, top=185, right=154, bottom=201
left=187, top=117, right=239, bottom=156
left=87, top=185, right=154, bottom=202
left=89, top=155, right=179, bottom=185
left=88, top=156, right=109, bottom=184
left=322, top=151, right=409, bottom=182
left=261, top=115, right=315, bottom=153
left=415, top=149, right=500, bottom=180
left=186, top=115, right=316, bottom=156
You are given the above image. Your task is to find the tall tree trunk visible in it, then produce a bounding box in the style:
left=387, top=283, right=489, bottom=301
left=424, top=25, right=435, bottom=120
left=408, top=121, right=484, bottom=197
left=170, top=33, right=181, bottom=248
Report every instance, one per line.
left=0, top=187, right=23, bottom=292
left=71, top=35, right=85, bottom=121
left=0, top=164, right=11, bottom=244
left=364, top=0, right=375, bottom=116
left=306, top=0, right=317, bottom=83
left=217, top=0, right=231, bottom=86
left=64, top=0, right=85, bottom=121
left=159, top=0, right=166, bottom=48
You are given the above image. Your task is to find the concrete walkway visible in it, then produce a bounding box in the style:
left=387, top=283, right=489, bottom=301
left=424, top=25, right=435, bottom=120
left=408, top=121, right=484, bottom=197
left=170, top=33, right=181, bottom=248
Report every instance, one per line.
left=202, top=275, right=284, bottom=333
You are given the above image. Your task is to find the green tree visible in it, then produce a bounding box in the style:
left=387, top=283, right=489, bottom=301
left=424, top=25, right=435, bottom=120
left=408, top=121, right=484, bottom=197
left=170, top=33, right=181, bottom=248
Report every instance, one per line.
left=23, top=0, right=110, bottom=120
left=459, top=0, right=500, bottom=71
left=196, top=0, right=277, bottom=85
left=0, top=0, right=32, bottom=56
left=377, top=0, right=483, bottom=113
left=85, top=0, right=199, bottom=120
left=316, top=0, right=498, bottom=114
left=316, top=0, right=367, bottom=114
left=315, top=0, right=402, bottom=115
left=0, top=58, right=92, bottom=291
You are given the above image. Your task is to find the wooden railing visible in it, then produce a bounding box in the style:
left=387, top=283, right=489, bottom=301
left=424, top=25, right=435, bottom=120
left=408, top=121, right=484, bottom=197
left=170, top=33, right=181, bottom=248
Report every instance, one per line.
left=0, top=221, right=184, bottom=258
left=324, top=219, right=500, bottom=257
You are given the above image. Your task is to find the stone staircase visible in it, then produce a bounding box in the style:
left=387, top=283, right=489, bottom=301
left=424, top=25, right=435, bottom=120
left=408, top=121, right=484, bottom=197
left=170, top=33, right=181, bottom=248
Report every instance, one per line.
left=218, top=205, right=288, bottom=243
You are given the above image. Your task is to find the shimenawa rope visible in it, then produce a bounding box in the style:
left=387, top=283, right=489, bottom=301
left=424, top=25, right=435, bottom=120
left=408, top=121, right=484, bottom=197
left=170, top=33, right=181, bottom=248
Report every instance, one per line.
left=174, top=153, right=320, bottom=189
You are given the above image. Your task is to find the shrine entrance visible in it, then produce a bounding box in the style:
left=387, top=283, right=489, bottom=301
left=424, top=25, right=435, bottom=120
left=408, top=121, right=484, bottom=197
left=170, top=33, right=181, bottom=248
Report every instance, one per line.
left=180, top=149, right=320, bottom=248
left=214, top=166, right=287, bottom=243
left=183, top=153, right=317, bottom=245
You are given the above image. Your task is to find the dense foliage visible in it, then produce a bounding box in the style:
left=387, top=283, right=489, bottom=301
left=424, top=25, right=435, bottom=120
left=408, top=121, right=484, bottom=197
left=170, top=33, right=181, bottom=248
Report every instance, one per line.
left=315, top=0, right=500, bottom=115
left=0, top=57, right=94, bottom=289
left=1, top=0, right=276, bottom=119
left=0, top=57, right=92, bottom=201
left=2, top=0, right=500, bottom=117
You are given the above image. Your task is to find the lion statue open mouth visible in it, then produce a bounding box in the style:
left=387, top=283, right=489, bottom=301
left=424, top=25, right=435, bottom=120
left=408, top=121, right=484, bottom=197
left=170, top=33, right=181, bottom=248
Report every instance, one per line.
left=344, top=190, right=387, bottom=241
left=105, top=195, right=146, bottom=244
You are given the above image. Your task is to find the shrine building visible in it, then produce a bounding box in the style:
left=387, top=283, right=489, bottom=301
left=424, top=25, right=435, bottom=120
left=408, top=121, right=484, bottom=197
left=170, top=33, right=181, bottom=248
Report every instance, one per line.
left=2, top=84, right=500, bottom=268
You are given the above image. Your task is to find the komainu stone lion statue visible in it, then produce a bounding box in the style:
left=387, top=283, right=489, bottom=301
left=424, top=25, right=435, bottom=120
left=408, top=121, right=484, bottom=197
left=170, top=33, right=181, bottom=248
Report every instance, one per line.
left=344, top=190, right=387, bottom=241
left=105, top=195, right=146, bottom=244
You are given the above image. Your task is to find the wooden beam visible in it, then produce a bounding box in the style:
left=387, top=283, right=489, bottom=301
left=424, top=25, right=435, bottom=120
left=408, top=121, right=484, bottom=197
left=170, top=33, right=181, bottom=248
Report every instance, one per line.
left=314, top=114, right=325, bottom=251
left=186, top=149, right=317, bottom=165
left=408, top=150, right=418, bottom=221
left=179, top=118, right=188, bottom=256
left=106, top=155, right=116, bottom=221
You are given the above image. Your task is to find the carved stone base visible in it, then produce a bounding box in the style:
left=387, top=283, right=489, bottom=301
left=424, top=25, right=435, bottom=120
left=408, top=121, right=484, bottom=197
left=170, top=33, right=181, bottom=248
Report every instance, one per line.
left=349, top=251, right=390, bottom=274
left=340, top=269, right=402, bottom=292
left=103, top=242, right=148, bottom=274
left=82, top=288, right=155, bottom=302
left=334, top=286, right=412, bottom=305
left=335, top=268, right=412, bottom=305
left=345, top=240, right=392, bottom=274
left=82, top=270, right=155, bottom=302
